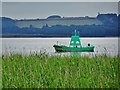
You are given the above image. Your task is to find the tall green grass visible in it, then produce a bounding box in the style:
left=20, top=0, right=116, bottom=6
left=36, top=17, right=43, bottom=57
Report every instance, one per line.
left=2, top=53, right=119, bottom=88
left=0, top=56, right=2, bottom=89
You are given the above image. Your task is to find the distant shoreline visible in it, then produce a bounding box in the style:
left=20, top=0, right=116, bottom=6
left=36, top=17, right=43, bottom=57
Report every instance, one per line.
left=0, top=34, right=119, bottom=38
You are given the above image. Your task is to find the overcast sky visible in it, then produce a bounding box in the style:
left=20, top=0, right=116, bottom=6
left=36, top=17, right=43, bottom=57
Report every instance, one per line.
left=2, top=2, right=118, bottom=19
left=1, top=0, right=119, bottom=2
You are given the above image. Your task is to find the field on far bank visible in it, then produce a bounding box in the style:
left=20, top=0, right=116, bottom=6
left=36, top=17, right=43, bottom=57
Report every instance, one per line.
left=2, top=53, right=119, bottom=88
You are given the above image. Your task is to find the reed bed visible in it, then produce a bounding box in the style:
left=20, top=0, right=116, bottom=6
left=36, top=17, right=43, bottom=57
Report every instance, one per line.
left=0, top=56, right=2, bottom=89
left=2, top=52, right=119, bottom=88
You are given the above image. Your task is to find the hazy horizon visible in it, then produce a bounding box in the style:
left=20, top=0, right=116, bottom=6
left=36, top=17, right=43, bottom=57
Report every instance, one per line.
left=2, top=2, right=118, bottom=19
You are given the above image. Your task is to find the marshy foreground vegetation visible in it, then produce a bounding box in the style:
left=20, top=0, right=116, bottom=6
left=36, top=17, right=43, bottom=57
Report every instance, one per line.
left=2, top=52, right=120, bottom=88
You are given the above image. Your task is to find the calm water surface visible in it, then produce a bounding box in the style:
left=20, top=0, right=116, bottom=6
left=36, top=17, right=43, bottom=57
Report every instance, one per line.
left=1, top=37, right=118, bottom=56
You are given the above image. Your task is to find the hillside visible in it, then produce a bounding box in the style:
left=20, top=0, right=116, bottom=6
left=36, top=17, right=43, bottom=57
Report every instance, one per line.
left=1, top=13, right=119, bottom=37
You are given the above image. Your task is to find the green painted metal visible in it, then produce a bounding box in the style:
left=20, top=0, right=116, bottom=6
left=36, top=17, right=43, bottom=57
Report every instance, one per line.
left=53, top=30, right=94, bottom=52
left=69, top=31, right=81, bottom=47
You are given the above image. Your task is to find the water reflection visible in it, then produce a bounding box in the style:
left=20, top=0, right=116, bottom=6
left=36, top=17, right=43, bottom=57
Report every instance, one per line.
left=70, top=52, right=81, bottom=56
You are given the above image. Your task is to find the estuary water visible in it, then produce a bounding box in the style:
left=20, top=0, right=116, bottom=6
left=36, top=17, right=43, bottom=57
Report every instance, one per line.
left=1, top=37, right=119, bottom=56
